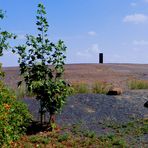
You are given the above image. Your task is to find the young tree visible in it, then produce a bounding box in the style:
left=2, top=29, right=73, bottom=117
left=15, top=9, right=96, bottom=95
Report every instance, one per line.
left=0, top=10, right=16, bottom=57
left=15, top=3, right=70, bottom=129
left=0, top=10, right=16, bottom=77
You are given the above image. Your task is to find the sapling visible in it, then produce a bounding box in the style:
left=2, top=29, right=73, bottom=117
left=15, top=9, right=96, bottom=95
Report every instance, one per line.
left=0, top=10, right=16, bottom=56
left=0, top=10, right=16, bottom=76
left=15, top=3, right=70, bottom=130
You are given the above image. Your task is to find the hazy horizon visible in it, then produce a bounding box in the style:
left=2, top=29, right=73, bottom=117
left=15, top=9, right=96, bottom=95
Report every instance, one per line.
left=3, top=63, right=148, bottom=68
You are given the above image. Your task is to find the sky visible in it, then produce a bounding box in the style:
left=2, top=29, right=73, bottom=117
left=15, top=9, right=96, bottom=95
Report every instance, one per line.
left=1, top=0, right=148, bottom=66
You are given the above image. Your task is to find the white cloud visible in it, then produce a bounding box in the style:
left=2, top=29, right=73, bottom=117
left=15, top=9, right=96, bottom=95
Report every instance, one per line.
left=123, top=13, right=148, bottom=24
left=76, top=43, right=100, bottom=58
left=91, top=44, right=100, bottom=53
left=88, top=31, right=97, bottom=36
left=113, top=54, right=121, bottom=58
left=76, top=51, right=91, bottom=58
left=132, top=47, right=141, bottom=52
left=144, top=0, right=148, bottom=3
left=133, top=40, right=148, bottom=46
left=17, top=34, right=26, bottom=40
left=130, top=2, right=137, bottom=7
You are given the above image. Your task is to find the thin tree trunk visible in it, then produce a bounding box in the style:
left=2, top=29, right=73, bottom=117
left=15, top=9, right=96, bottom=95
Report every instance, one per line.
left=49, top=114, right=56, bottom=131
left=40, top=100, right=44, bottom=125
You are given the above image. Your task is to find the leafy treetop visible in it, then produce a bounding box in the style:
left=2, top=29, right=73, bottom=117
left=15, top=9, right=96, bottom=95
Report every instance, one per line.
left=0, top=10, right=16, bottom=56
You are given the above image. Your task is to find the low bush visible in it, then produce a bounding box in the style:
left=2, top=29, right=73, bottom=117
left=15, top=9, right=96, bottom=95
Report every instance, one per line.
left=71, top=81, right=112, bottom=95
left=58, top=133, right=69, bottom=142
left=92, top=81, right=112, bottom=94
left=128, top=79, right=148, bottom=89
left=71, top=82, right=90, bottom=94
left=29, top=135, right=50, bottom=144
left=0, top=81, right=32, bottom=147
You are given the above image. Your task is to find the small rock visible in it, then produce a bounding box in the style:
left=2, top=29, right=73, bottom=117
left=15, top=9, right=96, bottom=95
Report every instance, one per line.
left=144, top=101, right=148, bottom=108
left=107, top=87, right=123, bottom=95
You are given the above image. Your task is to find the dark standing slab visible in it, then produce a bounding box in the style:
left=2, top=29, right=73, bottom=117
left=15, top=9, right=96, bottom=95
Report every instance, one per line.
left=144, top=101, right=148, bottom=108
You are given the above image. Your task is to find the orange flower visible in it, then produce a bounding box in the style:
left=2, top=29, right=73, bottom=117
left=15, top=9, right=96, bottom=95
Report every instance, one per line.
left=3, top=103, right=11, bottom=110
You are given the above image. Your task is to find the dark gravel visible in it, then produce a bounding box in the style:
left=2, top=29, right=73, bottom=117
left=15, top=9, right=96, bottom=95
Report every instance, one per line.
left=22, top=90, right=148, bottom=135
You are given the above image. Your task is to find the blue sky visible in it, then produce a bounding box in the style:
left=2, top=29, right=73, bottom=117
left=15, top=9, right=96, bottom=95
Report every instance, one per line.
left=1, top=0, right=148, bottom=66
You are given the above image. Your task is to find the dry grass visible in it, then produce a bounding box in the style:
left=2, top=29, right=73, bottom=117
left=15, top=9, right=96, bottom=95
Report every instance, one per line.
left=71, top=81, right=112, bottom=95
left=92, top=81, right=112, bottom=94
left=71, top=82, right=90, bottom=94
left=15, top=83, right=34, bottom=99
left=128, top=79, right=148, bottom=90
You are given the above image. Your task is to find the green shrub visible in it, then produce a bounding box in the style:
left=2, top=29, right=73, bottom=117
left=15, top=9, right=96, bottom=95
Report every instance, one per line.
left=82, top=130, right=96, bottom=138
left=71, top=82, right=90, bottom=94
left=128, top=79, right=148, bottom=89
left=0, top=81, right=32, bottom=147
left=58, top=133, right=69, bottom=142
left=29, top=135, right=50, bottom=144
left=99, top=134, right=127, bottom=147
left=92, top=81, right=112, bottom=94
left=71, top=81, right=112, bottom=94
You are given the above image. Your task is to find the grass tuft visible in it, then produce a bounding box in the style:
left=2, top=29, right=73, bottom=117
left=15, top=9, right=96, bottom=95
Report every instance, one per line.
left=92, top=81, right=112, bottom=94
left=71, top=81, right=112, bottom=95
left=58, top=133, right=69, bottom=142
left=71, top=82, right=90, bottom=94
left=15, top=83, right=34, bottom=99
left=128, top=79, right=148, bottom=89
left=29, top=135, right=50, bottom=144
